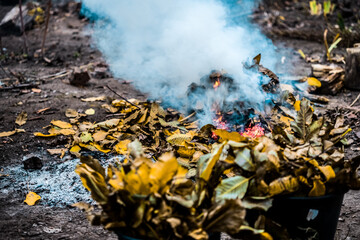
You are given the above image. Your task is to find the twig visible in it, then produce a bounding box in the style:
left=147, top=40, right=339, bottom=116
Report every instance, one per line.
left=0, top=83, right=38, bottom=91
left=41, top=0, right=52, bottom=57
left=179, top=111, right=196, bottom=122
left=28, top=116, right=44, bottom=121
left=350, top=93, right=360, bottom=107
left=105, top=85, right=140, bottom=109
left=18, top=0, right=28, bottom=54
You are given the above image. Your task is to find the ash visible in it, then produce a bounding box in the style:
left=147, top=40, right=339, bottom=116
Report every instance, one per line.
left=0, top=155, right=124, bottom=207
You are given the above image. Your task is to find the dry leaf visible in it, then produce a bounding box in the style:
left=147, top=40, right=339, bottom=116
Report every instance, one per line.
left=93, top=131, right=108, bottom=142
left=47, top=148, right=67, bottom=158
left=15, top=111, right=27, bottom=126
left=34, top=132, right=58, bottom=137
left=70, top=145, right=81, bottom=156
left=81, top=96, right=106, bottom=102
left=85, top=108, right=95, bottom=115
left=24, top=192, right=41, bottom=206
left=51, top=120, right=72, bottom=129
left=31, top=88, right=42, bottom=93
left=65, top=109, right=79, bottom=118
left=0, top=129, right=25, bottom=138
left=307, top=77, right=321, bottom=87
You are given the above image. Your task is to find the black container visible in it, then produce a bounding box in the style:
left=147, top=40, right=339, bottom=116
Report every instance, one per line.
left=267, top=193, right=344, bottom=240
left=115, top=231, right=221, bottom=240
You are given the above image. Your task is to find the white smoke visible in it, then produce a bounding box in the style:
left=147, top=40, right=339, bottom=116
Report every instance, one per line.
left=82, top=0, right=279, bottom=124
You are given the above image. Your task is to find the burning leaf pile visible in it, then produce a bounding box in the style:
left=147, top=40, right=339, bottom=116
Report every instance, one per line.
left=33, top=67, right=359, bottom=239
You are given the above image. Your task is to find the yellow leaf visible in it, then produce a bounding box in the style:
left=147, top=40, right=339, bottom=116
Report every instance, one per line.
left=65, top=109, right=78, bottom=118
left=124, top=163, right=152, bottom=195
left=15, top=111, right=27, bottom=126
left=269, top=176, right=299, bottom=196
left=309, top=177, right=326, bottom=197
left=114, top=139, right=132, bottom=154
left=24, top=192, right=41, bottom=206
left=294, top=100, right=301, bottom=111
left=92, top=130, right=108, bottom=142
left=34, top=132, right=58, bottom=137
left=150, top=152, right=179, bottom=193
left=70, top=145, right=81, bottom=155
left=279, top=116, right=293, bottom=127
left=0, top=130, right=17, bottom=137
left=260, top=232, right=273, bottom=240
left=318, top=165, right=335, bottom=181
left=48, top=128, right=76, bottom=136
left=93, top=143, right=111, bottom=153
left=75, top=163, right=109, bottom=204
left=85, top=108, right=95, bottom=115
left=200, top=143, right=225, bottom=181
left=307, top=77, right=322, bottom=87
left=81, top=96, right=106, bottom=102
left=213, top=129, right=247, bottom=142
left=51, top=120, right=72, bottom=129
left=0, top=129, right=25, bottom=137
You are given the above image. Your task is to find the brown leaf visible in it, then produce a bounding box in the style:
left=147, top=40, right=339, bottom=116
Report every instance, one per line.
left=203, top=199, right=245, bottom=235
left=15, top=111, right=27, bottom=126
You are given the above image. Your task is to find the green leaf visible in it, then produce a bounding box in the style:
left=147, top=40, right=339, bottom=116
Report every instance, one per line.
left=234, top=148, right=255, bottom=172
left=215, top=176, right=250, bottom=202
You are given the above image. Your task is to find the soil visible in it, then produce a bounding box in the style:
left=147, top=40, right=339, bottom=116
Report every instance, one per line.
left=0, top=1, right=359, bottom=240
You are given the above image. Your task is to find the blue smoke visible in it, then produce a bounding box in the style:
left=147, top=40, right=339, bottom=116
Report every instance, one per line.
left=81, top=0, right=279, bottom=125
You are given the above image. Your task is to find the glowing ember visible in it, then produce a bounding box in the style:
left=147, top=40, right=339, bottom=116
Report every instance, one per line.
left=213, top=79, right=221, bottom=90
left=213, top=113, right=228, bottom=130
left=241, top=124, right=265, bottom=138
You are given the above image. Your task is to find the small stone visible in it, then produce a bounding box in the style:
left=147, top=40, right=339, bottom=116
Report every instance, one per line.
left=355, top=131, right=360, bottom=139
left=23, top=155, right=43, bottom=170
left=70, top=68, right=90, bottom=86
left=338, top=217, right=344, bottom=222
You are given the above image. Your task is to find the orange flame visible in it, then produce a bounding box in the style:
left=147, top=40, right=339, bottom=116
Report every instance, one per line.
left=213, top=112, right=228, bottom=130
left=213, top=79, right=221, bottom=90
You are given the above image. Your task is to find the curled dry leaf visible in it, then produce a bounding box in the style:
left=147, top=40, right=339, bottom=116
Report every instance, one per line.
left=15, top=111, right=27, bottom=126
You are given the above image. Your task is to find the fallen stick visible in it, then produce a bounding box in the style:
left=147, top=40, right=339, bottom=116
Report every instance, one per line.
left=105, top=85, right=141, bottom=109
left=41, top=0, right=52, bottom=57
left=350, top=93, right=360, bottom=107
left=18, top=0, right=28, bottom=54
left=0, top=83, right=38, bottom=91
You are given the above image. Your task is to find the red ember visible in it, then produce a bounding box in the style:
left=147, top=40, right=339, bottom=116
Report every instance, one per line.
left=241, top=124, right=265, bottom=138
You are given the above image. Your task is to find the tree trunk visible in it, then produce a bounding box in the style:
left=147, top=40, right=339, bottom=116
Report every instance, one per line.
left=345, top=45, right=360, bottom=90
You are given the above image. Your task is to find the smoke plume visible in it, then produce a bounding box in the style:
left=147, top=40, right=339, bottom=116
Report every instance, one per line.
left=82, top=0, right=279, bottom=125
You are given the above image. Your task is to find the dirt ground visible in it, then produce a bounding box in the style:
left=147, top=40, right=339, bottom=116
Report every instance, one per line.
left=0, top=1, right=359, bottom=240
